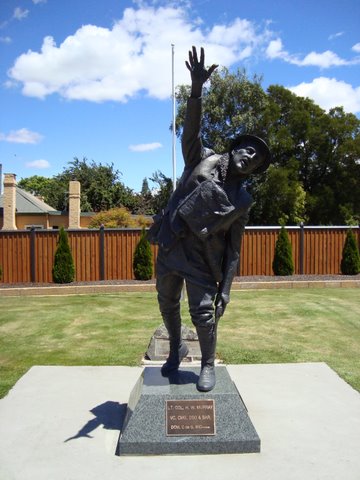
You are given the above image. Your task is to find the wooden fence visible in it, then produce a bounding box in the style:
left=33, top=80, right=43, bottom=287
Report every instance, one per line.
left=0, top=226, right=359, bottom=284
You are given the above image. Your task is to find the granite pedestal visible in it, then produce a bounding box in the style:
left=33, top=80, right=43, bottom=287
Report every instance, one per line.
left=117, top=366, right=260, bottom=455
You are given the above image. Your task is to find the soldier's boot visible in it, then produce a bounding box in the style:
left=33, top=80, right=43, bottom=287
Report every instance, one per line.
left=196, top=323, right=217, bottom=392
left=161, top=314, right=189, bottom=376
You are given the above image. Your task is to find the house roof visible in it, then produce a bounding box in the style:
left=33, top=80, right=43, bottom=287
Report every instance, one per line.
left=0, top=187, right=57, bottom=214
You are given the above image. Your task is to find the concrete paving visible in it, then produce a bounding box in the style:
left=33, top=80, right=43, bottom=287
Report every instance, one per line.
left=0, top=363, right=359, bottom=480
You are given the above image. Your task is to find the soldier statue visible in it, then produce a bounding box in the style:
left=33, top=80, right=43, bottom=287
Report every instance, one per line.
left=148, top=46, right=271, bottom=392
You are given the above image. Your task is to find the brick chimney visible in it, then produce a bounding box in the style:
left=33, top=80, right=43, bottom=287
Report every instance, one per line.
left=2, top=173, right=17, bottom=230
left=68, top=180, right=81, bottom=229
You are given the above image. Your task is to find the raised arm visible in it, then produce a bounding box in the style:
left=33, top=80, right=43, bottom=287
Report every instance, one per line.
left=181, top=47, right=218, bottom=167
left=185, top=46, right=218, bottom=98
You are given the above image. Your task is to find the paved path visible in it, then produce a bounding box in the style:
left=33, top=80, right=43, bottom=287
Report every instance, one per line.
left=0, top=363, right=359, bottom=480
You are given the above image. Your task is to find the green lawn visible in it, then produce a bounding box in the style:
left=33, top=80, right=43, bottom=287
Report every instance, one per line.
left=0, top=288, right=359, bottom=398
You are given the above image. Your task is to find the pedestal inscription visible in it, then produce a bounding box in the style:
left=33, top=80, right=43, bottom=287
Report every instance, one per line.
left=166, top=399, right=215, bottom=436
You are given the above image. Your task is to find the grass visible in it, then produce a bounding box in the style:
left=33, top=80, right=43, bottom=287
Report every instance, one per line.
left=0, top=288, right=359, bottom=398
left=217, top=289, right=360, bottom=391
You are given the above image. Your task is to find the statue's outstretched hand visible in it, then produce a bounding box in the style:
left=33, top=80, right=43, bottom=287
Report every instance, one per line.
left=185, top=46, right=218, bottom=86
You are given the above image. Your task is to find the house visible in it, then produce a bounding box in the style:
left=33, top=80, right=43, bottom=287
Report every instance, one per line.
left=0, top=173, right=93, bottom=230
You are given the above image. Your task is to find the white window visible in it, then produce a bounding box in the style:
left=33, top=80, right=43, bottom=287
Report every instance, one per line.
left=25, top=224, right=44, bottom=230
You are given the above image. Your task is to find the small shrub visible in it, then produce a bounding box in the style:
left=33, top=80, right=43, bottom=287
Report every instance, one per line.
left=133, top=228, right=153, bottom=280
left=272, top=226, right=294, bottom=276
left=52, top=227, right=75, bottom=283
left=137, top=215, right=153, bottom=228
left=340, top=229, right=360, bottom=275
left=88, top=207, right=136, bottom=229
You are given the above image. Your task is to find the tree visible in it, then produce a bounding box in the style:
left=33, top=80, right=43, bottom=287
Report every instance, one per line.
left=149, top=171, right=173, bottom=213
left=18, top=158, right=139, bottom=213
left=17, top=175, right=67, bottom=210
left=133, top=178, right=155, bottom=215
left=272, top=227, right=294, bottom=276
left=340, top=229, right=360, bottom=275
left=141, top=178, right=151, bottom=196
left=249, top=163, right=307, bottom=225
left=54, top=157, right=136, bottom=212
left=265, top=86, right=360, bottom=224
left=52, top=227, right=75, bottom=283
left=175, top=67, right=268, bottom=152
left=133, top=228, right=153, bottom=280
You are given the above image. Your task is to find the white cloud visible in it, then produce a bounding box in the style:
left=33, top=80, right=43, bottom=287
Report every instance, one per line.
left=352, top=43, right=360, bottom=53
left=0, top=128, right=43, bottom=144
left=288, top=77, right=360, bottom=113
left=328, top=32, right=344, bottom=41
left=8, top=3, right=359, bottom=105
left=266, top=38, right=360, bottom=68
left=298, top=51, right=352, bottom=68
left=8, top=3, right=273, bottom=102
left=13, top=7, right=29, bottom=21
left=266, top=38, right=286, bottom=59
left=0, top=36, right=12, bottom=44
left=0, top=6, right=31, bottom=29
left=129, top=142, right=162, bottom=152
left=32, top=0, right=47, bottom=4
left=25, top=159, right=50, bottom=168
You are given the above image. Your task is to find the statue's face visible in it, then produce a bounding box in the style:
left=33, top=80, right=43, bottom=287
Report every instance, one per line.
left=230, top=140, right=265, bottom=176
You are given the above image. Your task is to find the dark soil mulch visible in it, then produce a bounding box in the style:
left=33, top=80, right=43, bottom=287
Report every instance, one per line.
left=1, top=274, right=359, bottom=289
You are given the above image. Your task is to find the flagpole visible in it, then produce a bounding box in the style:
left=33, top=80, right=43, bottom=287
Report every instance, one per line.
left=171, top=43, right=176, bottom=191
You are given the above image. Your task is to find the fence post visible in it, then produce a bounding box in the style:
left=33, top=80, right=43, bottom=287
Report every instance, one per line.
left=299, top=222, right=304, bottom=275
left=99, top=225, right=105, bottom=280
left=30, top=227, right=36, bottom=282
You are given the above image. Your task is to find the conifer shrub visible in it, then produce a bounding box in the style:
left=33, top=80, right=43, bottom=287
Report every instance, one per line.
left=272, top=226, right=294, bottom=276
left=340, top=229, right=360, bottom=275
left=52, top=227, right=75, bottom=283
left=133, top=228, right=153, bottom=280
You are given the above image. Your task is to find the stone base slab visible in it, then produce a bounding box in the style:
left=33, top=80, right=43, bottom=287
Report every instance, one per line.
left=117, top=366, right=260, bottom=455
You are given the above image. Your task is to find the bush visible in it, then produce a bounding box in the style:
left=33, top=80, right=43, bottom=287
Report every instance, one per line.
left=88, top=207, right=136, bottom=229
left=52, top=227, right=75, bottom=283
left=133, top=228, right=153, bottom=280
left=340, top=229, right=360, bottom=275
left=137, top=215, right=153, bottom=228
left=272, top=226, right=294, bottom=276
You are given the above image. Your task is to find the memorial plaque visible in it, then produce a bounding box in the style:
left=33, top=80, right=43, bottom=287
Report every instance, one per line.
left=166, top=399, right=215, bottom=436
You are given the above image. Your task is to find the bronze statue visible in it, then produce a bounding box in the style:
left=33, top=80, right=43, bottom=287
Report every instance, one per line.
left=148, top=46, right=271, bottom=392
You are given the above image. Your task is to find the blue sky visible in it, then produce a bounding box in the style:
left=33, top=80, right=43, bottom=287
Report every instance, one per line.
left=0, top=0, right=359, bottom=192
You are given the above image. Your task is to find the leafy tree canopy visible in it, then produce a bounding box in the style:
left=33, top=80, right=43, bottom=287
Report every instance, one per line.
left=18, top=158, right=137, bottom=213
left=149, top=171, right=174, bottom=213
left=17, top=175, right=66, bottom=210
left=175, top=67, right=268, bottom=152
